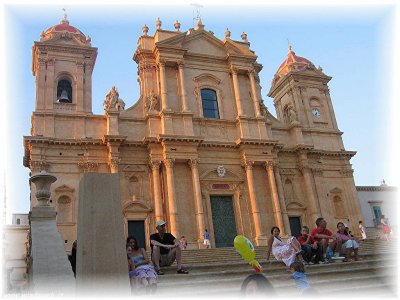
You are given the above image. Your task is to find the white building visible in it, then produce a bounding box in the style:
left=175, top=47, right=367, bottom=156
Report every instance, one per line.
left=357, top=183, right=397, bottom=237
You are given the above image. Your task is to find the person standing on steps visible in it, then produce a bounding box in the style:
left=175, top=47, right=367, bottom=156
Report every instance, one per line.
left=203, top=229, right=211, bottom=248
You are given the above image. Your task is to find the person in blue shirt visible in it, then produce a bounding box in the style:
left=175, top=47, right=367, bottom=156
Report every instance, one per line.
left=203, top=229, right=211, bottom=248
left=289, top=261, right=316, bottom=295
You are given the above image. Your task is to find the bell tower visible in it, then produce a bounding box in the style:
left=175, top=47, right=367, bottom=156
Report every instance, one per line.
left=32, top=14, right=97, bottom=116
left=268, top=46, right=339, bottom=131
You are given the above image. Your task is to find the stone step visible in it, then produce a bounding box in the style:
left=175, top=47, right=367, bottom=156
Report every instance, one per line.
left=157, top=263, right=393, bottom=288
left=157, top=256, right=392, bottom=282
left=156, top=272, right=394, bottom=296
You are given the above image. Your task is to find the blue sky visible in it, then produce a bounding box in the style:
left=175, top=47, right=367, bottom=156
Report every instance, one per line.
left=2, top=1, right=399, bottom=223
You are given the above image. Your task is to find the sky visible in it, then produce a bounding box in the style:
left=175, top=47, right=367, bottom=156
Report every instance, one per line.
left=1, top=0, right=399, bottom=223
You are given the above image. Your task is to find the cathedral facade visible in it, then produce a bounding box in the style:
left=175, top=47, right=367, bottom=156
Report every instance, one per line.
left=23, top=16, right=363, bottom=250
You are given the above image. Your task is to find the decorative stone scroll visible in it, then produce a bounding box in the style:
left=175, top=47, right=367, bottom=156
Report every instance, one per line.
left=242, top=160, right=254, bottom=170
left=216, top=165, right=226, bottom=177
left=30, top=160, right=50, bottom=173
left=340, top=168, right=354, bottom=177
left=78, top=161, right=99, bottom=173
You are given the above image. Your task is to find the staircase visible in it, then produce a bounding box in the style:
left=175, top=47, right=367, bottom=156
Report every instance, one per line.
left=153, top=240, right=397, bottom=297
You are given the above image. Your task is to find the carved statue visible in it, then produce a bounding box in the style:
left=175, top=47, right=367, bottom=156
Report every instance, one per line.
left=288, top=105, right=297, bottom=122
left=286, top=104, right=298, bottom=123
left=260, top=100, right=269, bottom=117
left=103, top=86, right=125, bottom=111
left=145, top=91, right=159, bottom=112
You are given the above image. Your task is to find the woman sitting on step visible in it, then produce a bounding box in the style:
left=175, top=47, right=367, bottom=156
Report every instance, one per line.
left=127, top=237, right=158, bottom=293
left=266, top=226, right=306, bottom=268
left=335, top=222, right=362, bottom=262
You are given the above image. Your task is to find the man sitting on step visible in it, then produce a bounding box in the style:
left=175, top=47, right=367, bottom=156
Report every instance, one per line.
left=150, top=220, right=189, bottom=275
left=311, top=217, right=341, bottom=263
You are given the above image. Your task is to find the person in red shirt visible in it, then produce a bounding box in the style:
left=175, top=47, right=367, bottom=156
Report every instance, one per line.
left=297, top=226, right=323, bottom=264
left=311, top=217, right=340, bottom=263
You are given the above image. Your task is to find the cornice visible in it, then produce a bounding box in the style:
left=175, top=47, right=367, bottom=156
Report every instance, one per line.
left=276, top=147, right=356, bottom=158
left=157, top=134, right=203, bottom=144
left=23, top=136, right=104, bottom=146
left=34, top=42, right=98, bottom=55
left=199, top=141, right=237, bottom=148
left=235, top=138, right=279, bottom=147
left=356, top=186, right=397, bottom=192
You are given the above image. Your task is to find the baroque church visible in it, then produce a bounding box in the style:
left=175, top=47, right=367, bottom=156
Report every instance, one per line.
left=23, top=15, right=363, bottom=250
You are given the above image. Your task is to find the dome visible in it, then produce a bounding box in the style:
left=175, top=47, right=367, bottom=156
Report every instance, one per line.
left=276, top=46, right=313, bottom=77
left=40, top=16, right=90, bottom=45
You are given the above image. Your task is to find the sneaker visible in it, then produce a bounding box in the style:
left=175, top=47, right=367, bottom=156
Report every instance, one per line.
left=177, top=269, right=189, bottom=274
left=332, top=254, right=345, bottom=260
left=156, top=269, right=164, bottom=275
left=322, top=258, right=330, bottom=264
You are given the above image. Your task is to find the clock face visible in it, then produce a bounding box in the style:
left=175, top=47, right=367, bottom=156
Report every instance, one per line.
left=312, top=108, right=321, bottom=118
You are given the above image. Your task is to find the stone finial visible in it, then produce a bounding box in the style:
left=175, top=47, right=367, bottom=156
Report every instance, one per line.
left=288, top=44, right=293, bottom=52
left=142, top=24, right=149, bottom=36
left=40, top=31, right=45, bottom=38
left=29, top=171, right=57, bottom=207
left=241, top=32, right=248, bottom=42
left=174, top=20, right=181, bottom=32
left=155, top=17, right=162, bottom=30
left=61, top=8, right=69, bottom=24
left=225, top=28, right=231, bottom=38
left=195, top=18, right=204, bottom=30
left=86, top=35, right=91, bottom=43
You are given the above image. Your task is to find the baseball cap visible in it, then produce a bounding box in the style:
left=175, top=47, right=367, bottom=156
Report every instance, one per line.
left=156, top=220, right=166, bottom=227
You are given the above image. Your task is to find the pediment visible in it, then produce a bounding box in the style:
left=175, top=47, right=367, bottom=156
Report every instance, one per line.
left=223, top=39, right=256, bottom=57
left=200, top=168, right=242, bottom=181
left=54, top=184, right=75, bottom=194
left=193, top=73, right=221, bottom=85
left=123, top=165, right=147, bottom=173
left=330, top=187, right=343, bottom=194
left=158, top=30, right=228, bottom=58
left=286, top=201, right=306, bottom=210
left=42, top=34, right=88, bottom=47
left=122, top=199, right=152, bottom=212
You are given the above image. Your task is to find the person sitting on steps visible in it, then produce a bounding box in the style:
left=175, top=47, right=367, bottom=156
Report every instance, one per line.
left=150, top=220, right=189, bottom=275
left=336, top=222, right=362, bottom=262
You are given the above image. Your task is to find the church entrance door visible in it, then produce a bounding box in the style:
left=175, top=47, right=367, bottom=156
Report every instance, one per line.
left=128, top=220, right=146, bottom=249
left=210, top=195, right=237, bottom=248
left=289, top=216, right=302, bottom=238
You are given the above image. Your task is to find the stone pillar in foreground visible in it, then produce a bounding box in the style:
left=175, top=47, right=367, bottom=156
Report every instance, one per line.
left=76, top=173, right=130, bottom=296
left=29, top=171, right=75, bottom=295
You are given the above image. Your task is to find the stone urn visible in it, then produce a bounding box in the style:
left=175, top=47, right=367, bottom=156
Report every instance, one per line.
left=29, top=171, right=57, bottom=206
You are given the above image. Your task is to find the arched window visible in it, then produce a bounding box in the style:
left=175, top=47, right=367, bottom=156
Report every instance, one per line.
left=201, top=88, right=220, bottom=119
left=57, top=79, right=72, bottom=103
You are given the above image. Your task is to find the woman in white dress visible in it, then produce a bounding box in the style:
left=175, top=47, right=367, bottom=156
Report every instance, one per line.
left=266, top=226, right=305, bottom=267
left=358, top=220, right=367, bottom=241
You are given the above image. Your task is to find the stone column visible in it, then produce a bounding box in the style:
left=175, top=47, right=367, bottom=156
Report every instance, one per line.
left=248, top=70, right=261, bottom=117
left=159, top=61, right=169, bottom=111
left=273, top=164, right=290, bottom=235
left=178, top=62, right=189, bottom=112
left=188, top=159, right=206, bottom=246
left=265, top=161, right=284, bottom=233
left=298, top=153, right=321, bottom=222
left=231, top=67, right=244, bottom=116
left=242, top=160, right=263, bottom=241
left=150, top=160, right=163, bottom=221
left=164, top=159, right=179, bottom=237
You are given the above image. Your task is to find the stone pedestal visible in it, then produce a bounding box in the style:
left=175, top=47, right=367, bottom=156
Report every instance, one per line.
left=76, top=173, right=130, bottom=296
left=29, top=171, right=75, bottom=295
